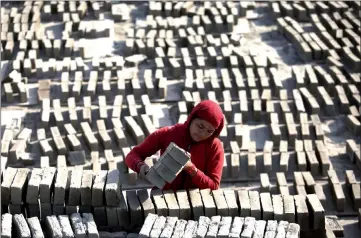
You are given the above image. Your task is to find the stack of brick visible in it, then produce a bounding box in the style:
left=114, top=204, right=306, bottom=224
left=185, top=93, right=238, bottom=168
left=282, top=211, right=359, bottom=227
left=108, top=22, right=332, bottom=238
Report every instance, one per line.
left=146, top=142, right=190, bottom=189
left=139, top=213, right=301, bottom=238
left=1, top=212, right=100, bottom=238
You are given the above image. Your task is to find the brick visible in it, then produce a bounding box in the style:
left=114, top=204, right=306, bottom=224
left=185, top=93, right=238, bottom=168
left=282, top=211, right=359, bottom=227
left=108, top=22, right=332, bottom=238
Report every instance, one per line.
left=283, top=195, right=295, bottom=223
left=126, top=190, right=143, bottom=228
left=237, top=190, right=251, bottom=217
left=302, top=171, right=316, bottom=194
left=195, top=216, right=211, bottom=238
left=1, top=213, right=12, bottom=238
left=163, top=190, right=180, bottom=217
left=240, top=217, right=256, bottom=238
left=212, top=189, right=229, bottom=216
left=151, top=189, right=168, bottom=216
left=27, top=216, right=44, bottom=238
left=68, top=168, right=83, bottom=206
left=137, top=189, right=155, bottom=219
left=296, top=152, right=307, bottom=171
left=70, top=213, right=86, bottom=238
left=260, top=192, right=274, bottom=220
left=57, top=215, right=74, bottom=238
left=249, top=191, right=261, bottom=220
left=68, top=150, right=86, bottom=166
left=175, top=190, right=191, bottom=220
left=260, top=173, right=270, bottom=192
left=92, top=170, right=107, bottom=206
left=188, top=189, right=204, bottom=220
left=285, top=223, right=300, bottom=237
left=325, top=216, right=344, bottom=237
left=104, top=169, right=120, bottom=206
left=331, top=183, right=345, bottom=211
left=46, top=215, right=63, bottom=238
left=139, top=213, right=158, bottom=238
left=205, top=216, right=221, bottom=238
left=200, top=189, right=217, bottom=217
left=229, top=217, right=244, bottom=238
left=13, top=214, right=31, bottom=238
left=217, top=216, right=232, bottom=238
left=271, top=194, right=284, bottom=221
left=223, top=189, right=239, bottom=217
left=280, top=152, right=290, bottom=173
left=146, top=168, right=166, bottom=189
left=11, top=168, right=29, bottom=204
left=150, top=216, right=167, bottom=238
left=294, top=195, right=309, bottom=231
left=248, top=153, right=256, bottom=177
left=26, top=168, right=42, bottom=204
left=160, top=217, right=178, bottom=238
left=306, top=194, right=325, bottom=230
left=1, top=167, right=17, bottom=205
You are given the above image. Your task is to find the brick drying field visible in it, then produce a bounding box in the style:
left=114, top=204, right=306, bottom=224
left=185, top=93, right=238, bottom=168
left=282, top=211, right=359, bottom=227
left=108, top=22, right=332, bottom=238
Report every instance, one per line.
left=1, top=1, right=361, bottom=238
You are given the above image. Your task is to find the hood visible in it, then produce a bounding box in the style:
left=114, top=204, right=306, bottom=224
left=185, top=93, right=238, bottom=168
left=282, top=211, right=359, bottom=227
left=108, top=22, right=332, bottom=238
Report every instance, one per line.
left=184, top=100, right=225, bottom=139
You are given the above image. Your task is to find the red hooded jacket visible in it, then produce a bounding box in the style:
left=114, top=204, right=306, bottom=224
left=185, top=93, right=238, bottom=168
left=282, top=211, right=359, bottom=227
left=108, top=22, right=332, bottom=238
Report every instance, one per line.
left=125, top=100, right=225, bottom=190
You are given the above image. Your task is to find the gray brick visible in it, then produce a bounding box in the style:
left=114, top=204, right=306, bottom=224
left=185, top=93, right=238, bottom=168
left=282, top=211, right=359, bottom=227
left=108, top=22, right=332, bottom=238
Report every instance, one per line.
left=229, top=217, right=244, bottom=238
left=68, top=151, right=86, bottom=166
left=176, top=190, right=191, bottom=220
left=296, top=152, right=307, bottom=171
left=283, top=195, right=295, bottom=223
left=11, top=168, right=29, bottom=204
left=146, top=168, right=166, bottom=190
left=116, top=191, right=129, bottom=228
left=293, top=172, right=305, bottom=187
left=14, top=214, right=31, bottom=238
left=188, top=189, right=204, bottom=220
left=165, top=142, right=190, bottom=165
left=70, top=213, right=86, bottom=238
left=248, top=153, right=256, bottom=177
left=127, top=190, right=143, bottom=227
left=151, top=189, right=168, bottom=216
left=200, top=189, right=217, bottom=217
left=92, top=170, right=108, bottom=206
left=68, top=168, right=83, bottom=206
left=54, top=168, right=68, bottom=205
left=280, top=153, right=290, bottom=173
left=160, top=217, right=178, bottom=238
left=137, top=189, right=155, bottom=218
left=272, top=195, right=284, bottom=221
left=305, top=151, right=319, bottom=176
left=294, top=195, right=309, bottom=231
left=163, top=190, right=180, bottom=217
left=57, top=215, right=74, bottom=238
left=154, top=160, right=178, bottom=183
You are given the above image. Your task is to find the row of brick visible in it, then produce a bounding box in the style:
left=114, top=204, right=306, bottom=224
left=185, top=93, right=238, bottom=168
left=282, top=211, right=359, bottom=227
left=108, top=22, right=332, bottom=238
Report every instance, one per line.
left=140, top=214, right=300, bottom=238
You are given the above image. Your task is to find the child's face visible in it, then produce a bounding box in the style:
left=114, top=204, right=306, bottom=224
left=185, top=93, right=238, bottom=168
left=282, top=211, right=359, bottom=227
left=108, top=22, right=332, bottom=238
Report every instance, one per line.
left=189, top=118, right=216, bottom=142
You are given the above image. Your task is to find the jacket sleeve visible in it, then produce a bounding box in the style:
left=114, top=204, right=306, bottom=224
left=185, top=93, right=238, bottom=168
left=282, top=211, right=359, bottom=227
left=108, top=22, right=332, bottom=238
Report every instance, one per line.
left=189, top=139, right=224, bottom=190
left=125, top=126, right=169, bottom=173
